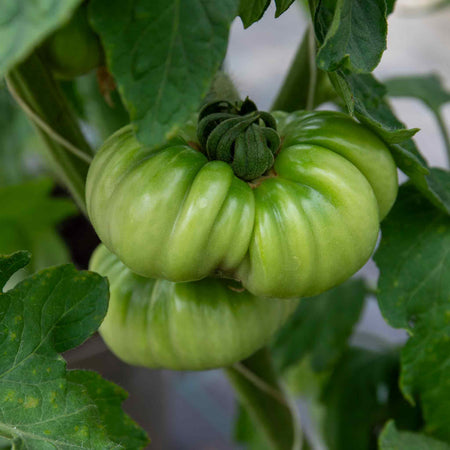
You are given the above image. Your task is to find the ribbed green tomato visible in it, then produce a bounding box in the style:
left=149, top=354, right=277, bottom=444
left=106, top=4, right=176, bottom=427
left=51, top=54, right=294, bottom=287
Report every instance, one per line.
left=86, top=111, right=398, bottom=298
left=41, top=3, right=102, bottom=79
left=90, top=244, right=298, bottom=370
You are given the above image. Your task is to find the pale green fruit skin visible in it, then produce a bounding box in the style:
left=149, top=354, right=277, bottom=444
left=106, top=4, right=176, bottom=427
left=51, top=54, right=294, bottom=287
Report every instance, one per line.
left=90, top=244, right=298, bottom=370
left=86, top=111, right=398, bottom=298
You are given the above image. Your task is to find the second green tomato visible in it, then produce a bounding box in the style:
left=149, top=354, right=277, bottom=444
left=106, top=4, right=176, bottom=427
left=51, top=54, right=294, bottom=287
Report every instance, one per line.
left=90, top=244, right=298, bottom=370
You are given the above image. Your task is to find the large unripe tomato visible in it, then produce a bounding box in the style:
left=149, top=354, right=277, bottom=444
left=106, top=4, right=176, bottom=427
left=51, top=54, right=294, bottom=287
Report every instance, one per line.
left=41, top=3, right=102, bottom=79
left=89, top=244, right=298, bottom=370
left=86, top=110, right=398, bottom=298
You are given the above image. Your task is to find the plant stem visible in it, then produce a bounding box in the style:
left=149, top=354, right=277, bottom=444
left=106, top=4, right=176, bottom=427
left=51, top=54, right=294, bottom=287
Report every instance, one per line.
left=6, top=52, right=93, bottom=213
left=434, top=110, right=450, bottom=167
left=271, top=28, right=335, bottom=112
left=225, top=347, right=301, bottom=450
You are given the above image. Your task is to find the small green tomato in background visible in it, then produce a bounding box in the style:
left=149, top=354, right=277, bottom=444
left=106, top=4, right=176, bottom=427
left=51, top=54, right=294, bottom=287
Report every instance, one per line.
left=86, top=102, right=398, bottom=299
left=41, top=2, right=102, bottom=79
left=90, top=244, right=298, bottom=370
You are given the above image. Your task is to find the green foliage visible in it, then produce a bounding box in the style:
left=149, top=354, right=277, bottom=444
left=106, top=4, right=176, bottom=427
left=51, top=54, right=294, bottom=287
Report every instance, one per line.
left=0, top=86, right=44, bottom=186
left=272, top=279, right=366, bottom=372
left=0, top=252, right=149, bottom=449
left=386, top=74, right=450, bottom=172
left=418, top=168, right=450, bottom=215
left=386, top=74, right=450, bottom=112
left=375, top=183, right=450, bottom=329
left=314, top=0, right=387, bottom=73
left=0, top=178, right=76, bottom=275
left=379, top=421, right=450, bottom=450
left=329, top=72, right=419, bottom=145
left=0, top=0, right=83, bottom=75
left=239, top=0, right=270, bottom=28
left=238, top=0, right=296, bottom=28
left=90, top=0, right=239, bottom=147
left=321, top=348, right=422, bottom=450
left=234, top=405, right=272, bottom=450
left=386, top=0, right=397, bottom=14
left=375, top=183, right=450, bottom=441
left=61, top=74, right=130, bottom=147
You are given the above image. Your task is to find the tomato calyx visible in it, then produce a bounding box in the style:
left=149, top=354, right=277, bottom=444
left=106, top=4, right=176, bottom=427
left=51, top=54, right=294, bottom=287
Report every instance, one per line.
left=248, top=168, right=278, bottom=189
left=197, top=98, right=280, bottom=181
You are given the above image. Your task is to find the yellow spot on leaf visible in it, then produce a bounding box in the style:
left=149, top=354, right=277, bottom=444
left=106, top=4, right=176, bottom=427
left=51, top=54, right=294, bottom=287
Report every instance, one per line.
left=24, top=397, right=39, bottom=409
left=78, top=425, right=89, bottom=437
left=4, top=391, right=15, bottom=402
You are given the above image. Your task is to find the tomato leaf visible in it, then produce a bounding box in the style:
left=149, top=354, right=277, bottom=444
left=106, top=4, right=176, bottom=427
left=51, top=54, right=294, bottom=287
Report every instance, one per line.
left=386, top=74, right=450, bottom=112
left=400, top=307, right=450, bottom=441
left=238, top=0, right=295, bottom=28
left=386, top=74, right=450, bottom=179
left=0, top=251, right=30, bottom=290
left=375, top=184, right=450, bottom=329
left=0, top=0, right=83, bottom=76
left=314, top=0, right=387, bottom=73
left=239, top=0, right=270, bottom=28
left=379, top=421, right=450, bottom=450
left=66, top=371, right=148, bottom=450
left=374, top=184, right=450, bottom=441
left=321, top=348, right=421, bottom=450
left=329, top=71, right=420, bottom=145
left=90, top=0, right=239, bottom=147
left=0, top=252, right=149, bottom=449
left=0, top=179, right=76, bottom=276
left=413, top=168, right=450, bottom=216
left=386, top=0, right=397, bottom=14
left=274, top=0, right=296, bottom=17
left=272, top=279, right=366, bottom=372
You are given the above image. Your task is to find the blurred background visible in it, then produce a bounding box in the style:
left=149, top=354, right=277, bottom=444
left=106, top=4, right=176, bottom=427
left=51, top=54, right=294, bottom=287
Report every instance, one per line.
left=1, top=0, right=449, bottom=448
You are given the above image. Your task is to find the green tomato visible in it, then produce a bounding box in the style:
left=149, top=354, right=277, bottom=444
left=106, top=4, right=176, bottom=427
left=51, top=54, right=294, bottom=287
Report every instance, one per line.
left=86, top=111, right=398, bottom=298
left=90, top=244, right=298, bottom=370
left=41, top=3, right=102, bottom=79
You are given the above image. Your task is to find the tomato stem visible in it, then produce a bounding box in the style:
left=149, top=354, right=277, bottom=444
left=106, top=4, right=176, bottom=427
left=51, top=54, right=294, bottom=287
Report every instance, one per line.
left=225, top=347, right=302, bottom=450
left=434, top=110, right=450, bottom=167
left=6, top=51, right=93, bottom=213
left=271, top=27, right=336, bottom=112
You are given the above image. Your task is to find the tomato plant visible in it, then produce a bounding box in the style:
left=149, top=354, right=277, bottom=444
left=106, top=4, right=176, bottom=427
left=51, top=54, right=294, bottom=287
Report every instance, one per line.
left=0, top=0, right=449, bottom=449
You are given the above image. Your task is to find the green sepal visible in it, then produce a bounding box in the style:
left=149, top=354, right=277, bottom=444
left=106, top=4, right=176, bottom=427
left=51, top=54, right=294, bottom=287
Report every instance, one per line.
left=197, top=111, right=234, bottom=151
left=262, top=127, right=281, bottom=154
left=207, top=115, right=256, bottom=161
left=233, top=124, right=275, bottom=180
